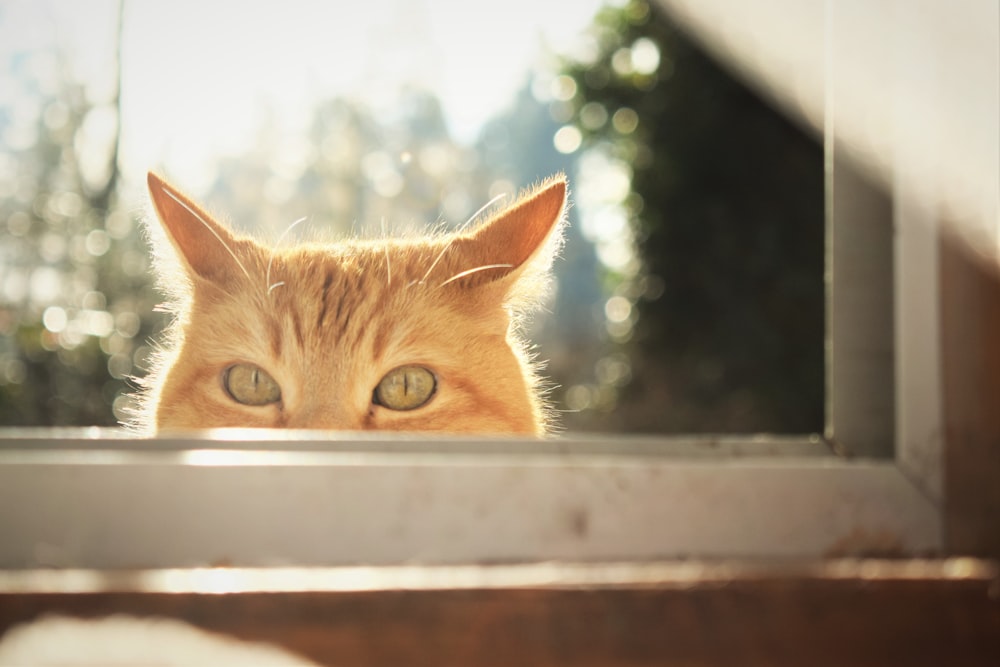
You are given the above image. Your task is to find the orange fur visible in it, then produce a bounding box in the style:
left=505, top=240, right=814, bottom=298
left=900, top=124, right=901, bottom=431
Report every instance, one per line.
left=130, top=172, right=568, bottom=435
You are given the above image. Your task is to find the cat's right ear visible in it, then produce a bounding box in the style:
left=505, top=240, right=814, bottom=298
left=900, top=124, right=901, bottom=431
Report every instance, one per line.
left=147, top=172, right=251, bottom=286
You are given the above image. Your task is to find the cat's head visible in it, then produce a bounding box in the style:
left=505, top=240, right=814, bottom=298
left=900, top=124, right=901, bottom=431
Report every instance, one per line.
left=131, top=172, right=568, bottom=435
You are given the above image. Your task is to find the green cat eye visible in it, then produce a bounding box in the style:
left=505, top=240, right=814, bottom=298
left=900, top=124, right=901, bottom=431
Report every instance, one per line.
left=373, top=365, right=436, bottom=411
left=223, top=363, right=282, bottom=406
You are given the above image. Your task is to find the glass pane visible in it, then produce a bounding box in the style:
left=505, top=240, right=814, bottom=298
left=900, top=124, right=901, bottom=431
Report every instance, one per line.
left=0, top=1, right=825, bottom=435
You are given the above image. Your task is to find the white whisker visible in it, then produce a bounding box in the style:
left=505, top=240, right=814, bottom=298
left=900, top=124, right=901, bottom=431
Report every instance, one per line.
left=418, top=193, right=508, bottom=286
left=267, top=281, right=286, bottom=294
left=438, top=263, right=514, bottom=287
left=381, top=216, right=391, bottom=287
left=461, top=192, right=507, bottom=232
left=418, top=241, right=454, bottom=286
left=265, top=216, right=307, bottom=296
left=162, top=188, right=253, bottom=282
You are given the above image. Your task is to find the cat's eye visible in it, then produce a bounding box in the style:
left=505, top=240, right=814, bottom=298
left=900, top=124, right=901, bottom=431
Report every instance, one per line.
left=373, top=365, right=436, bottom=411
left=223, top=363, right=282, bottom=406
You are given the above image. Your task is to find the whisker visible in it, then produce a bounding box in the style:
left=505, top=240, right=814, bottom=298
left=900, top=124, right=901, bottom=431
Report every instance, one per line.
left=161, top=188, right=253, bottom=282
left=438, top=263, right=514, bottom=288
left=461, top=192, right=507, bottom=232
left=267, top=281, right=286, bottom=294
left=381, top=216, right=391, bottom=287
left=418, top=193, right=508, bottom=286
left=266, top=216, right=307, bottom=296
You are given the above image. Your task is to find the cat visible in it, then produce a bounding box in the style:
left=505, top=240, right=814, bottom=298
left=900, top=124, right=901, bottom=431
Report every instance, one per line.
left=130, top=171, right=568, bottom=435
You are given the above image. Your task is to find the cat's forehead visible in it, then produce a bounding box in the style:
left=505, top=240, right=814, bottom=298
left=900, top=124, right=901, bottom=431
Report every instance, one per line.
left=284, top=235, right=455, bottom=284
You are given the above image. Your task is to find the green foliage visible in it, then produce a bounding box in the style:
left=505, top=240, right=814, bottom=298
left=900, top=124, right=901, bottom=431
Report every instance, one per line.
left=0, top=33, right=157, bottom=426
left=563, top=0, right=825, bottom=433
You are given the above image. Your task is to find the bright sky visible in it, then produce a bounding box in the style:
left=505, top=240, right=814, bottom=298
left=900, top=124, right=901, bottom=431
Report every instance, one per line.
left=1, top=0, right=607, bottom=191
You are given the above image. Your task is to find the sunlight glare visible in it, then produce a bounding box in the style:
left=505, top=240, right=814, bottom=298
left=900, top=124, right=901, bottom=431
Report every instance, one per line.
left=117, top=0, right=606, bottom=187
left=631, top=37, right=661, bottom=75
left=553, top=125, right=583, bottom=154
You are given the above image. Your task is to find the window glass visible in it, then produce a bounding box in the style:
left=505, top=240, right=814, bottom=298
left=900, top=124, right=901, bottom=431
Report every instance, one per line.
left=0, top=0, right=823, bottom=434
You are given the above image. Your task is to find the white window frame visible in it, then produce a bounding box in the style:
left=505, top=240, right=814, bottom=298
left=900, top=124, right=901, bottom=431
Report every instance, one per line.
left=0, top=1, right=967, bottom=570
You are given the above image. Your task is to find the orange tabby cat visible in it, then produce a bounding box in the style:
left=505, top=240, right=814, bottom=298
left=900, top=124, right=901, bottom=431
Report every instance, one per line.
left=132, top=172, right=567, bottom=435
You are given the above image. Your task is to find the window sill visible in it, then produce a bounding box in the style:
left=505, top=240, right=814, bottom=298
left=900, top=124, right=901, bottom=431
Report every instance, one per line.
left=0, top=429, right=939, bottom=568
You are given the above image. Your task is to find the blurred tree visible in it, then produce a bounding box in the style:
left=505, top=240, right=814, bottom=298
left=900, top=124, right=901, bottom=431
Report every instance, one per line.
left=0, top=0, right=155, bottom=426
left=203, top=89, right=485, bottom=243
left=475, top=80, right=607, bottom=432
left=562, top=0, right=825, bottom=433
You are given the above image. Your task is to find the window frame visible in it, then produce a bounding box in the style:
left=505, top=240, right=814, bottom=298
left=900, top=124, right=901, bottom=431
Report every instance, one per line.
left=0, top=428, right=939, bottom=568
left=5, top=0, right=993, bottom=569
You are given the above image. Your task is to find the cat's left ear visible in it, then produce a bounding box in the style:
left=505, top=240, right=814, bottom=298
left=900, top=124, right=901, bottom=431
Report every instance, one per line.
left=450, top=175, right=568, bottom=292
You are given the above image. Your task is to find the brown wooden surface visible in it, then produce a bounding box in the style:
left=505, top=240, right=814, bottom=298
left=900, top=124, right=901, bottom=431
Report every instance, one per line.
left=940, top=235, right=1000, bottom=557
left=1, top=562, right=998, bottom=667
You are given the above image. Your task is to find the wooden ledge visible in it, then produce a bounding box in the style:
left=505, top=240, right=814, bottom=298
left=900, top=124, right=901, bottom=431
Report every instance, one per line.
left=1, top=559, right=998, bottom=666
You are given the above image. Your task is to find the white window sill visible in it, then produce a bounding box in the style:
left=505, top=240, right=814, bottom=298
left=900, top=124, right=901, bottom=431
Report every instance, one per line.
left=0, top=429, right=940, bottom=568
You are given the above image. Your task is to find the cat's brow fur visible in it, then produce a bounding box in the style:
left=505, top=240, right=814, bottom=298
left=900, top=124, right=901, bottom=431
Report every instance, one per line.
left=130, top=172, right=568, bottom=435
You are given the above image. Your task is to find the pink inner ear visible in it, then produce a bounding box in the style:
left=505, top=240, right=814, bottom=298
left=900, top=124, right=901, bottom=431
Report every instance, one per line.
left=147, top=172, right=252, bottom=286
left=462, top=177, right=567, bottom=279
